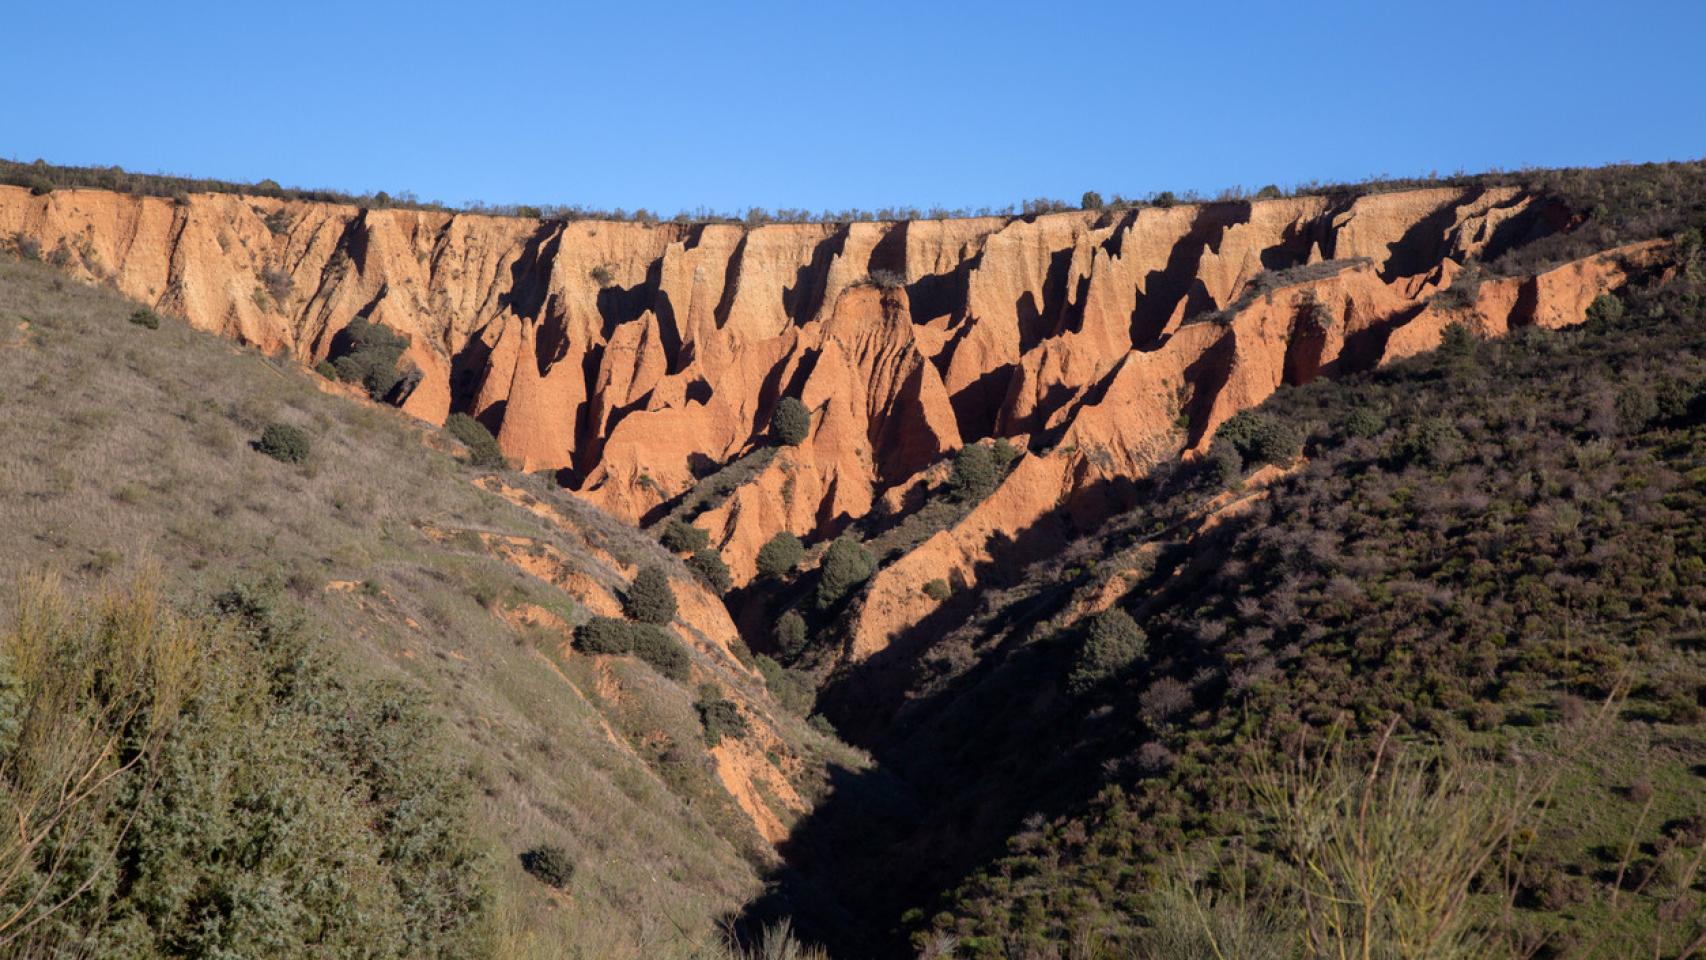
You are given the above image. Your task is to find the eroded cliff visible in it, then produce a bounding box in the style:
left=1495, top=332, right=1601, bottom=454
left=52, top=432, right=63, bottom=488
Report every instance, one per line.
left=1, top=183, right=1668, bottom=662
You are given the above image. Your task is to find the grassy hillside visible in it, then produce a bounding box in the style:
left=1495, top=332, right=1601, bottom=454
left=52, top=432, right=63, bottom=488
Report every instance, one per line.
left=747, top=245, right=1706, bottom=957
left=0, top=255, right=857, bottom=958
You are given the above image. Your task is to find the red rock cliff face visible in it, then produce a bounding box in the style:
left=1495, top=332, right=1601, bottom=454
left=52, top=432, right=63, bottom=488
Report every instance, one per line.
left=0, top=184, right=1667, bottom=654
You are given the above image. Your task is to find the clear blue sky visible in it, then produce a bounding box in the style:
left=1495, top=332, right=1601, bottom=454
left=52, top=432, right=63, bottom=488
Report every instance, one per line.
left=6, top=1, right=1703, bottom=214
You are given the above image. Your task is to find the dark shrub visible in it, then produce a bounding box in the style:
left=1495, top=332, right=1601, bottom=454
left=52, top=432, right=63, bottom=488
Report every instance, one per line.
left=1256, top=184, right=1283, bottom=199
left=314, top=359, right=337, bottom=379
left=949, top=443, right=1001, bottom=502
left=695, top=683, right=748, bottom=747
left=573, top=616, right=634, bottom=654
left=1139, top=676, right=1193, bottom=723
left=775, top=610, right=808, bottom=660
left=24, top=175, right=53, bottom=196
left=816, top=537, right=876, bottom=609
left=257, top=422, right=310, bottom=464
left=1399, top=417, right=1463, bottom=468
left=923, top=579, right=951, bottom=601
left=1585, top=293, right=1625, bottom=326
left=623, top=566, right=677, bottom=624
left=687, top=549, right=732, bottom=595
left=1080, top=190, right=1104, bottom=211
left=1207, top=438, right=1243, bottom=486
left=1066, top=608, right=1147, bottom=696
left=864, top=269, right=904, bottom=290
left=330, top=317, right=411, bottom=400
left=1343, top=407, right=1387, bottom=440
left=444, top=412, right=507, bottom=468
left=771, top=397, right=811, bottom=446
left=1152, top=190, right=1178, bottom=208
left=128, top=308, right=159, bottom=329
left=756, top=532, right=805, bottom=578
left=1216, top=411, right=1301, bottom=467
left=660, top=520, right=711, bottom=555
left=630, top=624, right=690, bottom=682
left=520, top=845, right=574, bottom=890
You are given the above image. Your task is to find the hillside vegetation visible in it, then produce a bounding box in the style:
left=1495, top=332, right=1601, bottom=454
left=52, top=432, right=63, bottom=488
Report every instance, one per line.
left=756, top=239, right=1706, bottom=957
left=3, top=158, right=1706, bottom=959
left=0, top=256, right=855, bottom=958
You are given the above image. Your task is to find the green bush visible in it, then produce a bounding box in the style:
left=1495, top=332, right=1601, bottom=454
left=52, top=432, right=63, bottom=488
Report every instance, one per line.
left=1066, top=608, right=1148, bottom=696
left=630, top=623, right=691, bottom=682
left=1215, top=411, right=1301, bottom=467
left=661, top=519, right=711, bottom=554
left=330, top=317, right=411, bottom=400
left=314, top=359, right=338, bottom=379
left=574, top=616, right=635, bottom=654
left=755, top=655, right=815, bottom=715
left=771, top=396, right=811, bottom=446
left=1586, top=293, right=1625, bottom=325
left=521, top=844, right=575, bottom=890
left=1398, top=417, right=1463, bottom=468
left=257, top=422, right=310, bottom=464
left=775, top=610, right=808, bottom=660
left=128, top=307, right=159, bottom=329
left=923, top=579, right=951, bottom=601
left=687, top=548, right=732, bottom=595
left=444, top=412, right=507, bottom=469
left=0, top=578, right=487, bottom=959
left=756, top=531, right=805, bottom=578
left=1343, top=407, right=1387, bottom=440
left=948, top=443, right=1001, bottom=502
left=574, top=617, right=690, bottom=681
left=1080, top=190, right=1104, bottom=211
left=695, top=683, right=749, bottom=747
left=624, top=565, right=677, bottom=624
left=816, top=536, right=876, bottom=609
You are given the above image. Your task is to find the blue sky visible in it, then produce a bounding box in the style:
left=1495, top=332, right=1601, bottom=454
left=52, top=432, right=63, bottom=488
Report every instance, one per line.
left=6, top=1, right=1703, bottom=213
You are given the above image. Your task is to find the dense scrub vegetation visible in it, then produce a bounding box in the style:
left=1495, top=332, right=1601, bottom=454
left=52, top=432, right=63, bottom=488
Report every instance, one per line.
left=910, top=270, right=1706, bottom=956
left=732, top=248, right=1706, bottom=957
left=0, top=577, right=486, bottom=958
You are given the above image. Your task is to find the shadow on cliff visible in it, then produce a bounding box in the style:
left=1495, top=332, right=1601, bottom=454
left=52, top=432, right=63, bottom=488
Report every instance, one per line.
left=732, top=474, right=1155, bottom=957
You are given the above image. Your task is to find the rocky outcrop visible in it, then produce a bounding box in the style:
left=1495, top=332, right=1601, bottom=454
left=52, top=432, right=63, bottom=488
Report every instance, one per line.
left=0, top=183, right=1666, bottom=659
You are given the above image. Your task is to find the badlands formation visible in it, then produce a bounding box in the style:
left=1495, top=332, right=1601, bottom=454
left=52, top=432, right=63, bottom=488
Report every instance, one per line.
left=0, top=184, right=1666, bottom=661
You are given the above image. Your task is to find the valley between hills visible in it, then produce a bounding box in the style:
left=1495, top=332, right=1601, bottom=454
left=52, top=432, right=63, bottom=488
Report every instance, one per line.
left=1, top=158, right=1704, bottom=958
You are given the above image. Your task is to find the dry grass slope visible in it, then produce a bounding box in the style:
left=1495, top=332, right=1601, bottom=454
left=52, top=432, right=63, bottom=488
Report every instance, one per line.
left=0, top=256, right=859, bottom=958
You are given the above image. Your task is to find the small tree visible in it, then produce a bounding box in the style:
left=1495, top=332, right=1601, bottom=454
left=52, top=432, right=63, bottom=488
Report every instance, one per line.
left=520, top=845, right=574, bottom=890
left=257, top=423, right=310, bottom=464
left=1067, top=608, right=1147, bottom=696
left=660, top=520, right=711, bottom=555
left=623, top=566, right=677, bottom=624
left=687, top=549, right=732, bottom=595
left=771, top=397, right=811, bottom=446
left=330, top=317, right=411, bottom=400
left=1080, top=190, right=1104, bottom=211
left=756, top=532, right=805, bottom=578
left=445, top=412, right=507, bottom=469
left=775, top=610, right=808, bottom=661
left=816, top=537, right=876, bottom=609
left=948, top=444, right=1000, bottom=502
